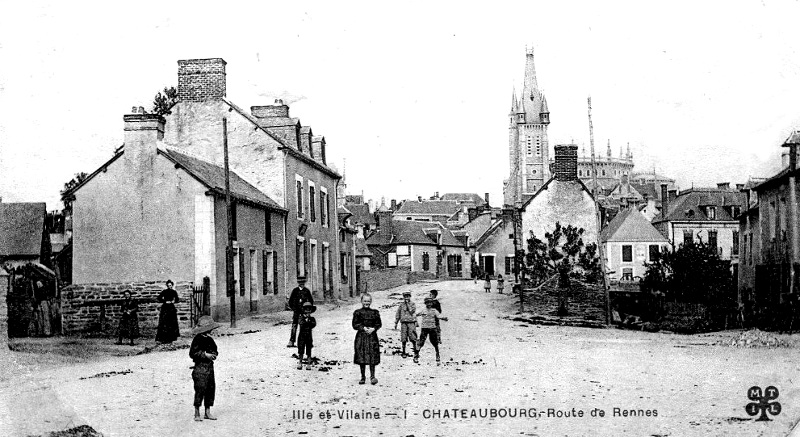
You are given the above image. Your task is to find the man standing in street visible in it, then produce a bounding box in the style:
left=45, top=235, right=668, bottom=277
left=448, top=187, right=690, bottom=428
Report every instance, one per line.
left=287, top=276, right=314, bottom=348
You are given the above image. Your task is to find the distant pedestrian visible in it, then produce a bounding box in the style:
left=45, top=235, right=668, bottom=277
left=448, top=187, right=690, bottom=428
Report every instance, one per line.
left=189, top=315, right=220, bottom=422
left=497, top=274, right=505, bottom=294
left=394, top=291, right=418, bottom=358
left=483, top=274, right=492, bottom=293
left=353, top=293, right=382, bottom=385
left=287, top=276, right=314, bottom=348
left=414, top=297, right=448, bottom=364
left=428, top=289, right=442, bottom=344
left=156, top=280, right=180, bottom=343
left=116, top=290, right=139, bottom=346
left=296, top=302, right=317, bottom=370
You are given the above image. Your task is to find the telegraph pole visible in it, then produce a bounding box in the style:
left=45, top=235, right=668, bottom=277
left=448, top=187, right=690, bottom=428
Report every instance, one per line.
left=588, top=97, right=611, bottom=325
left=223, top=118, right=236, bottom=328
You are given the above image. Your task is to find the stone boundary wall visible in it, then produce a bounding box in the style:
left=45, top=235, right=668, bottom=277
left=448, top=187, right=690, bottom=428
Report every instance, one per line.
left=0, top=275, right=8, bottom=345
left=62, top=281, right=193, bottom=335
left=407, top=272, right=436, bottom=284
left=359, top=269, right=409, bottom=293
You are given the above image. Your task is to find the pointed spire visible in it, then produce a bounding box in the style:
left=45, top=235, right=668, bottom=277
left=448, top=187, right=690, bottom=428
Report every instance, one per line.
left=509, top=86, right=517, bottom=114
left=521, top=47, right=542, bottom=121
left=626, top=142, right=632, bottom=160
left=540, top=94, right=549, bottom=114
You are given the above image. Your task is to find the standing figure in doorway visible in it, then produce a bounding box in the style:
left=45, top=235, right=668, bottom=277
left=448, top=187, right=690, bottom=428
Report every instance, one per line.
left=156, top=280, right=180, bottom=343
left=353, top=293, right=382, bottom=385
left=287, top=276, right=314, bottom=348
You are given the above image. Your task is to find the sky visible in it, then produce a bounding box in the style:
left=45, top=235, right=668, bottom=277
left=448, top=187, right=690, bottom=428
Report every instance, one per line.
left=1, top=1, right=799, bottom=210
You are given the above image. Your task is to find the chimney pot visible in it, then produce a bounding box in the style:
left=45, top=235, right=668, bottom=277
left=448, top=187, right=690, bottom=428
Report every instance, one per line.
left=177, top=58, right=227, bottom=102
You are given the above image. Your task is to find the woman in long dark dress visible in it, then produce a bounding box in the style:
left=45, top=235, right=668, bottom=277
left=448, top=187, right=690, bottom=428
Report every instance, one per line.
left=116, top=290, right=140, bottom=345
left=352, top=293, right=382, bottom=385
left=156, top=279, right=180, bottom=343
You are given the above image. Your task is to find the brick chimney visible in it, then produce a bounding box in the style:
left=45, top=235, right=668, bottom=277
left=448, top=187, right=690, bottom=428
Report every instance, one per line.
left=716, top=182, right=730, bottom=190
left=660, top=184, right=668, bottom=220
left=177, top=58, right=227, bottom=102
left=251, top=99, right=290, bottom=118
left=553, top=144, right=579, bottom=182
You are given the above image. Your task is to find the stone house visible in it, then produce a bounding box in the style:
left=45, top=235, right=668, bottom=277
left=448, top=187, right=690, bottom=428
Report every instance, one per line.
left=64, top=111, right=288, bottom=331
left=600, top=207, right=670, bottom=283
left=366, top=220, right=472, bottom=279
left=521, top=144, right=599, bottom=251
left=163, top=58, right=342, bottom=301
left=652, top=183, right=745, bottom=276
left=738, top=132, right=800, bottom=309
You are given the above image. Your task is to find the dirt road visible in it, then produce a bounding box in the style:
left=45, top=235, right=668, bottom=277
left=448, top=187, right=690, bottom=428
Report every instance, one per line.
left=2, top=280, right=798, bottom=436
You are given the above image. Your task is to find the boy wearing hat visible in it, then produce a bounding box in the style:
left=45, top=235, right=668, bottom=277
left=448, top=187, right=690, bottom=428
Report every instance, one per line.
left=394, top=291, right=418, bottom=358
left=414, top=297, right=448, bottom=364
left=296, top=301, right=317, bottom=370
left=189, top=316, right=221, bottom=421
left=287, top=276, right=314, bottom=348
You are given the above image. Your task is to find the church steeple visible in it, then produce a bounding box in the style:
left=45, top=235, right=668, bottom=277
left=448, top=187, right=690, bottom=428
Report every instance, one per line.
left=522, top=47, right=544, bottom=122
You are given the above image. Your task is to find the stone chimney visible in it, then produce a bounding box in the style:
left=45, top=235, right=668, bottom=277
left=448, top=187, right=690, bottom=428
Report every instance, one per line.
left=177, top=58, right=226, bottom=102
left=553, top=144, right=579, bottom=182
left=417, top=195, right=422, bottom=202
left=736, top=183, right=745, bottom=191
left=390, top=199, right=397, bottom=211
left=467, top=207, right=479, bottom=222
left=660, top=184, right=668, bottom=220
left=124, top=109, right=165, bottom=166
left=484, top=192, right=490, bottom=206
left=716, top=182, right=730, bottom=190
left=375, top=210, right=393, bottom=233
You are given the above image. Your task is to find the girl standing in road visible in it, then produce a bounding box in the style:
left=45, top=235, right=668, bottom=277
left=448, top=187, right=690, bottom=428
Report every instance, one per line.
left=116, top=290, right=139, bottom=345
left=497, top=274, right=505, bottom=294
left=352, top=293, right=382, bottom=385
left=156, top=279, right=180, bottom=343
left=483, top=273, right=492, bottom=293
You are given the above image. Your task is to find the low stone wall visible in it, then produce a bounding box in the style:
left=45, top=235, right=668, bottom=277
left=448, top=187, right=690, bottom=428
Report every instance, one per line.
left=524, top=281, right=606, bottom=322
left=407, top=272, right=436, bottom=283
left=62, top=281, right=193, bottom=335
left=359, top=268, right=409, bottom=293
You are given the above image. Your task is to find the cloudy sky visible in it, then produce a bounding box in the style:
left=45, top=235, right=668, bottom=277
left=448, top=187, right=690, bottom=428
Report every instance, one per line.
left=1, top=1, right=799, bottom=210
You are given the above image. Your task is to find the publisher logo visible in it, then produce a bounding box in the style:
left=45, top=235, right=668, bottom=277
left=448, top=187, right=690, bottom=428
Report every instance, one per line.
left=745, top=386, right=781, bottom=421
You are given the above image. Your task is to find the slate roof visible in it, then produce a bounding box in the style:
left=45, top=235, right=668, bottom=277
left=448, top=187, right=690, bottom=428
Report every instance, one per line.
left=630, top=183, right=659, bottom=200
left=440, top=193, right=486, bottom=205
left=366, top=220, right=464, bottom=247
left=345, top=203, right=376, bottom=225
left=0, top=202, right=46, bottom=257
left=395, top=200, right=461, bottom=216
left=160, top=148, right=286, bottom=212
left=652, top=188, right=745, bottom=224
left=600, top=208, right=668, bottom=243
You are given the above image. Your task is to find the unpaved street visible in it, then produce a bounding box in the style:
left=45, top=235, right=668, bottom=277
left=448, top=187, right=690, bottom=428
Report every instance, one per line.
left=2, top=280, right=798, bottom=436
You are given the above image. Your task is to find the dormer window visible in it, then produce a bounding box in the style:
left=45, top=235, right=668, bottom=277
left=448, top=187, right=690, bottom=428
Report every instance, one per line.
left=707, top=206, right=716, bottom=220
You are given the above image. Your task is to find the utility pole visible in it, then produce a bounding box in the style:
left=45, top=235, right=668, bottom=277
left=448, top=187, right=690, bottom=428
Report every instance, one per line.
left=588, top=97, right=611, bottom=325
left=223, top=118, right=236, bottom=328
left=783, top=131, right=800, bottom=297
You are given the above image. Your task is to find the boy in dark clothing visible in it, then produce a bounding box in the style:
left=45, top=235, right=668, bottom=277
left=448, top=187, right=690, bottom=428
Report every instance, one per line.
left=414, top=297, right=448, bottom=364
left=297, top=302, right=317, bottom=370
left=287, top=276, right=314, bottom=348
left=189, top=316, right=220, bottom=422
left=429, top=289, right=442, bottom=344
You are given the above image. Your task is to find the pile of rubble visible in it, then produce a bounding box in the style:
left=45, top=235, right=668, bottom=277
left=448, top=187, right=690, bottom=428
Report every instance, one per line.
left=728, top=329, right=790, bottom=348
